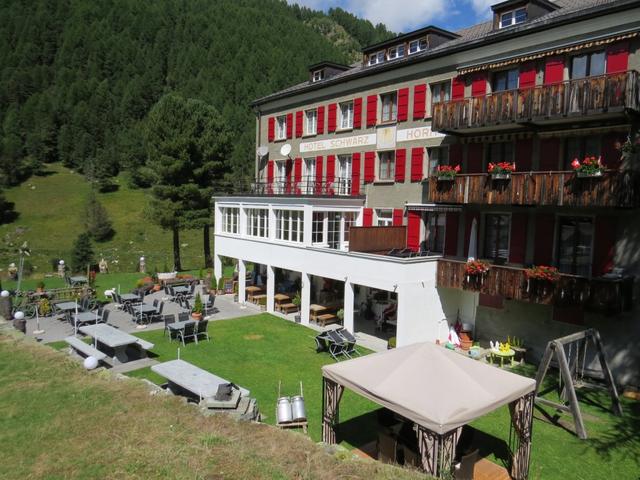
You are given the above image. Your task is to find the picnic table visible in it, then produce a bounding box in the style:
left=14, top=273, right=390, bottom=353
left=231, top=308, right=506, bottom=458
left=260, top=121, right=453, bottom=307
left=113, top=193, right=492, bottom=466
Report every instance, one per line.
left=79, top=324, right=153, bottom=364
left=55, top=301, right=78, bottom=313
left=245, top=286, right=262, bottom=302
left=73, top=311, right=100, bottom=333
left=274, top=293, right=290, bottom=311
left=309, top=304, right=327, bottom=322
left=151, top=359, right=249, bottom=399
left=69, top=275, right=88, bottom=286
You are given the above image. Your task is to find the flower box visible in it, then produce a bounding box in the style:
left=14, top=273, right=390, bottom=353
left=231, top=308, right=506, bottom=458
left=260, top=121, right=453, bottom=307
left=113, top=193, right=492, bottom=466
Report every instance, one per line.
left=491, top=173, right=511, bottom=180
left=435, top=164, right=461, bottom=181
left=576, top=170, right=603, bottom=178
left=436, top=176, right=456, bottom=182
left=488, top=162, right=516, bottom=179
left=571, top=156, right=604, bottom=177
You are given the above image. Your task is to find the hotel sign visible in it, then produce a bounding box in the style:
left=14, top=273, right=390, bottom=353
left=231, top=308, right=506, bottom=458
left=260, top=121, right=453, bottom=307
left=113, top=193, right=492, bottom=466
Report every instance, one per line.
left=396, top=126, right=445, bottom=142
left=299, top=133, right=376, bottom=153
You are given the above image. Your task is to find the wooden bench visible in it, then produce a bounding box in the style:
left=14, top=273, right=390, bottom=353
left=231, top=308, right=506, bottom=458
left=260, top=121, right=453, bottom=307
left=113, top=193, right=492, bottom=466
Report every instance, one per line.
left=316, top=314, right=338, bottom=327
left=65, top=336, right=107, bottom=361
left=279, top=303, right=298, bottom=314
left=136, top=339, right=155, bottom=351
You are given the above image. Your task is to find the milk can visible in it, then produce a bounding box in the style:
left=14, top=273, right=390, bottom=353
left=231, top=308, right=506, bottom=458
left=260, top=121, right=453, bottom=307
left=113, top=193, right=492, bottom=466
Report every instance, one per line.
left=276, top=397, right=293, bottom=423
left=291, top=395, right=306, bottom=422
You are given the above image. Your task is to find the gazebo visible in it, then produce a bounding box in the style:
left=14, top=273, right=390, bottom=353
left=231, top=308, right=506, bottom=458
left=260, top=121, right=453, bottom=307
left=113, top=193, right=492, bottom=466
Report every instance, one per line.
left=321, top=342, right=536, bottom=479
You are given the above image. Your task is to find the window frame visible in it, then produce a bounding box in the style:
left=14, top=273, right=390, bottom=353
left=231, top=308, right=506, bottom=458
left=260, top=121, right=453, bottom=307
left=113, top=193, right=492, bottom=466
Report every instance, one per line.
left=428, top=146, right=450, bottom=176
left=378, top=150, right=396, bottom=181
left=556, top=215, right=595, bottom=277
left=275, top=115, right=287, bottom=140
left=245, top=208, right=269, bottom=238
left=408, top=38, right=427, bottom=55
left=564, top=136, right=602, bottom=169
left=487, top=142, right=514, bottom=165
left=499, top=7, right=527, bottom=28
left=387, top=44, right=405, bottom=60
left=312, top=70, right=324, bottom=82
left=304, top=109, right=317, bottom=136
left=275, top=209, right=304, bottom=243
left=492, top=68, right=519, bottom=92
left=339, top=101, right=354, bottom=130
left=380, top=91, right=398, bottom=123
left=368, top=51, right=385, bottom=66
left=570, top=50, right=606, bottom=79
left=426, top=212, right=446, bottom=254
left=376, top=209, right=394, bottom=227
left=483, top=213, right=511, bottom=262
left=221, top=207, right=239, bottom=234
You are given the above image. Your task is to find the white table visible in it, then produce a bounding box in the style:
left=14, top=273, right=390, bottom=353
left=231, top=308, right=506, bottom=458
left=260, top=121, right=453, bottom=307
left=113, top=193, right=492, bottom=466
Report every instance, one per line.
left=151, top=359, right=249, bottom=399
left=79, top=324, right=150, bottom=364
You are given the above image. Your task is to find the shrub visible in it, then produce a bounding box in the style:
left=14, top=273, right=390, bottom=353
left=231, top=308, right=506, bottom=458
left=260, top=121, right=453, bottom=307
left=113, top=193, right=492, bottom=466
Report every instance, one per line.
left=193, top=293, right=203, bottom=314
left=84, top=192, right=114, bottom=242
left=71, top=233, right=94, bottom=273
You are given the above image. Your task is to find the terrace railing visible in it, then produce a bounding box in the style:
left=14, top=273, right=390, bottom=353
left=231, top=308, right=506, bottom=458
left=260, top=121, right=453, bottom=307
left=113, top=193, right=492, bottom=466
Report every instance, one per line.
left=214, top=176, right=361, bottom=196
left=427, top=170, right=640, bottom=208
left=431, top=71, right=639, bottom=131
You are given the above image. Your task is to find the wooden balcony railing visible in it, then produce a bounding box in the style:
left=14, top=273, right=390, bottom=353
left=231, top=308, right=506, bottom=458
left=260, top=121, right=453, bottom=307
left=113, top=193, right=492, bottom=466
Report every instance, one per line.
left=427, top=170, right=640, bottom=208
left=436, top=258, right=634, bottom=313
left=349, top=226, right=407, bottom=254
left=431, top=71, right=639, bottom=131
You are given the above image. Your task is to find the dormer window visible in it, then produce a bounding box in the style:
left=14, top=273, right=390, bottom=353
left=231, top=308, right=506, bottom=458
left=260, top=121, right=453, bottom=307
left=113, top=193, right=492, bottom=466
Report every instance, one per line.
left=369, top=51, right=385, bottom=66
left=312, top=70, right=324, bottom=82
left=388, top=45, right=405, bottom=60
left=499, top=7, right=527, bottom=28
left=408, top=38, right=427, bottom=55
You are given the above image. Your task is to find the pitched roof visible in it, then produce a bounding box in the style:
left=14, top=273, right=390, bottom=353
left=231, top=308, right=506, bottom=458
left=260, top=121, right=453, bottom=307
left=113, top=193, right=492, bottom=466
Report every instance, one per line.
left=253, top=0, right=632, bottom=107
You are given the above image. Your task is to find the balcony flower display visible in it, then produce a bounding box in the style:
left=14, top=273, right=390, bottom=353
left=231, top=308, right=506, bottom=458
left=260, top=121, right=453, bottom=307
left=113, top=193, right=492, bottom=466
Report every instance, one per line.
left=464, top=259, right=490, bottom=290
left=571, top=155, right=604, bottom=178
left=488, top=162, right=515, bottom=179
left=524, top=265, right=559, bottom=300
left=435, top=164, right=461, bottom=181
left=524, top=265, right=560, bottom=282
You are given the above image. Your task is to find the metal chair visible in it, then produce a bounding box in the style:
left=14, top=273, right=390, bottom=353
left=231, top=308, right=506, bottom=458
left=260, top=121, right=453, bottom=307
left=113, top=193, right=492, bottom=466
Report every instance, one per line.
left=163, top=314, right=176, bottom=337
left=326, top=330, right=349, bottom=360
left=194, top=319, right=210, bottom=343
left=336, top=328, right=360, bottom=357
left=178, top=312, right=190, bottom=323
left=178, top=321, right=197, bottom=346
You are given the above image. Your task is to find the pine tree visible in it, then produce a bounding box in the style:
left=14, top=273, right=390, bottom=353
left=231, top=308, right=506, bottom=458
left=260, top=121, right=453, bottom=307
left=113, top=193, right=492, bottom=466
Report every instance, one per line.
left=71, top=232, right=94, bottom=273
left=84, top=191, right=114, bottom=242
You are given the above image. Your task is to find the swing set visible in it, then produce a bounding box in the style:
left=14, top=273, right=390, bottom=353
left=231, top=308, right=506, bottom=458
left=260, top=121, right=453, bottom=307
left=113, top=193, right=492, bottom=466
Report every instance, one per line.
left=533, top=328, right=623, bottom=439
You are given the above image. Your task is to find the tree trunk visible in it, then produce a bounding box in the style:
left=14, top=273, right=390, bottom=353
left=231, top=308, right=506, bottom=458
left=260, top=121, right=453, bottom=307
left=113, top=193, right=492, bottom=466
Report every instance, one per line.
left=203, top=224, right=213, bottom=268
left=173, top=226, right=182, bottom=271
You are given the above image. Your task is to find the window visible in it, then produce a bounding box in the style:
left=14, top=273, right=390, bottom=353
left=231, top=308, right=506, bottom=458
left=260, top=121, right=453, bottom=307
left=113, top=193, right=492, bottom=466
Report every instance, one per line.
left=565, top=136, right=601, bottom=169
left=337, top=155, right=352, bottom=195
left=343, top=212, right=355, bottom=245
left=557, top=217, right=593, bottom=276
left=304, top=157, right=316, bottom=192
left=571, top=51, right=605, bottom=79
left=376, top=209, right=393, bottom=227
left=488, top=142, right=514, bottom=164
left=493, top=69, right=519, bottom=92
left=380, top=92, right=397, bottom=122
left=499, top=8, right=527, bottom=28
left=388, top=45, right=405, bottom=60
left=368, top=51, right=385, bottom=66
left=431, top=82, right=451, bottom=103
left=312, top=211, right=325, bottom=244
left=378, top=151, right=395, bottom=180
left=221, top=207, right=239, bottom=234
left=408, top=38, right=427, bottom=55
left=484, top=214, right=510, bottom=261
left=275, top=161, right=286, bottom=193
left=305, top=109, right=317, bottom=135
left=275, top=210, right=304, bottom=243
left=313, top=211, right=354, bottom=250
left=276, top=115, right=287, bottom=140
left=246, top=208, right=268, bottom=238
left=339, top=101, right=354, bottom=129
left=428, top=146, right=449, bottom=175
left=312, top=70, right=324, bottom=82
left=425, top=213, right=445, bottom=254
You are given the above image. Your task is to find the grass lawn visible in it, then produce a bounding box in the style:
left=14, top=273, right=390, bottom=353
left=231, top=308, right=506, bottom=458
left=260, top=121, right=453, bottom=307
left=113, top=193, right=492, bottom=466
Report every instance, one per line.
left=128, top=314, right=640, bottom=480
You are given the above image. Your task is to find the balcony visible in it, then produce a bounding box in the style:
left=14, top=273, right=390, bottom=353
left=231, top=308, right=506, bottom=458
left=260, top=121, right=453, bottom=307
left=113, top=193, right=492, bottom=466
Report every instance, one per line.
left=436, top=258, right=634, bottom=314
left=214, top=176, right=362, bottom=197
left=349, top=226, right=407, bottom=255
left=431, top=71, right=639, bottom=132
left=427, top=170, right=640, bottom=208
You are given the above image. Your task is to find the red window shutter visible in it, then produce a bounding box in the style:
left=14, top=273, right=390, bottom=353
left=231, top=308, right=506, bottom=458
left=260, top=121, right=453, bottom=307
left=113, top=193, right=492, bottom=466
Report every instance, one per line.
left=515, top=139, right=533, bottom=171
left=413, top=84, right=427, bottom=119
left=544, top=57, right=564, bottom=85
left=364, top=151, right=375, bottom=183
left=444, top=213, right=459, bottom=256
left=467, top=144, right=483, bottom=174
left=407, top=211, right=421, bottom=251
left=397, top=88, right=410, bottom=122
left=317, top=106, right=325, bottom=134
left=294, top=157, right=302, bottom=185
left=315, top=155, right=323, bottom=190
left=362, top=208, right=373, bottom=227
left=452, top=76, right=465, bottom=100
left=351, top=152, right=361, bottom=195
left=410, top=147, right=424, bottom=182
left=326, top=154, right=336, bottom=188
left=295, top=111, right=303, bottom=138
left=471, top=73, right=486, bottom=97
left=606, top=42, right=629, bottom=74
left=519, top=63, right=537, bottom=89
left=328, top=103, right=337, bottom=133
left=267, top=160, right=274, bottom=184
left=450, top=144, right=463, bottom=166
left=267, top=117, right=275, bottom=142
left=601, top=133, right=623, bottom=169
left=286, top=113, right=293, bottom=139
left=353, top=97, right=363, bottom=129
left=395, top=148, right=406, bottom=182
left=366, top=95, right=377, bottom=127
left=593, top=216, right=617, bottom=276
left=533, top=215, right=555, bottom=265
left=539, top=138, right=560, bottom=171
left=509, top=213, right=528, bottom=264
left=393, top=209, right=404, bottom=226
left=463, top=212, right=480, bottom=258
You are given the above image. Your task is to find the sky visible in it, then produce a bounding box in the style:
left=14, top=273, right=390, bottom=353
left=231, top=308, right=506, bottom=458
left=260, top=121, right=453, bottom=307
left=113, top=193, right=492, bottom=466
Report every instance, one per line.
left=286, top=0, right=497, bottom=33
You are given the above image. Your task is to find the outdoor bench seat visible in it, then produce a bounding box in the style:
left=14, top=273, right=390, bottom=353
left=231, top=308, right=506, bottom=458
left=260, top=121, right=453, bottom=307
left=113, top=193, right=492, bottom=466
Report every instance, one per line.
left=136, top=339, right=155, bottom=351
left=279, top=303, right=298, bottom=313
left=65, top=336, right=107, bottom=361
left=316, top=313, right=338, bottom=327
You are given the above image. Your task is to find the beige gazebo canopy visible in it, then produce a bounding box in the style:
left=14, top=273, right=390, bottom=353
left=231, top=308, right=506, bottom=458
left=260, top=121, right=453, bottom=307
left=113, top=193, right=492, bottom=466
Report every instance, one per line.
left=321, top=342, right=536, bottom=479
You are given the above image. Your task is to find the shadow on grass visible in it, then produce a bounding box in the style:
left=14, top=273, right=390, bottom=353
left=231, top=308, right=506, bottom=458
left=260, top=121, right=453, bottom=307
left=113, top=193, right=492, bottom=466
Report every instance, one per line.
left=338, top=409, right=381, bottom=450
left=590, top=399, right=640, bottom=467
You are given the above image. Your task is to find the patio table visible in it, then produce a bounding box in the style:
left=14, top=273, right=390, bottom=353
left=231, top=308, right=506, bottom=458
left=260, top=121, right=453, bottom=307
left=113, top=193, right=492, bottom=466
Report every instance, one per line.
left=490, top=349, right=515, bottom=368
left=55, top=301, right=78, bottom=313
left=151, top=359, right=249, bottom=399
left=79, top=324, right=148, bottom=364
left=274, top=293, right=290, bottom=311
left=167, top=320, right=196, bottom=340
left=73, top=311, right=100, bottom=333
left=172, top=286, right=191, bottom=295
left=245, top=286, right=263, bottom=302
left=119, top=293, right=141, bottom=303
left=310, top=304, right=327, bottom=322
left=69, top=275, right=88, bottom=286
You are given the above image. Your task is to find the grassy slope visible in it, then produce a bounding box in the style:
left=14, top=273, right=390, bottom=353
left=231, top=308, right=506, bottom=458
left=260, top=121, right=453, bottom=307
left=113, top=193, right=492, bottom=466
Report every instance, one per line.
left=0, top=329, right=424, bottom=480
left=0, top=162, right=205, bottom=275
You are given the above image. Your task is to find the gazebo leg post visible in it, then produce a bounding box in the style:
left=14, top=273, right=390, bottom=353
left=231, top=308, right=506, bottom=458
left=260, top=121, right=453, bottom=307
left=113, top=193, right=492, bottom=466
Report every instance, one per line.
left=509, top=392, right=534, bottom=480
left=416, top=426, right=457, bottom=478
left=322, top=377, right=343, bottom=445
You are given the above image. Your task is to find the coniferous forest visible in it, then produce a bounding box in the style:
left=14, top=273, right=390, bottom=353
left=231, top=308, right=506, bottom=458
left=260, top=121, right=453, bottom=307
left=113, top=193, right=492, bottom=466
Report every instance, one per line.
left=0, top=0, right=394, bottom=190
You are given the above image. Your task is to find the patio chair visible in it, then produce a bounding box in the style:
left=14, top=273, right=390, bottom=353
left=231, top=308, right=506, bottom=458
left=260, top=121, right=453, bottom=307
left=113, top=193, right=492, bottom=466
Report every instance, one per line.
left=326, top=330, right=349, bottom=360
left=387, top=248, right=400, bottom=256
left=164, top=286, right=175, bottom=302
left=204, top=295, right=215, bottom=315
left=183, top=299, right=192, bottom=311
left=194, top=319, right=210, bottom=343
left=101, top=309, right=110, bottom=324
left=178, top=312, right=190, bottom=323
left=153, top=299, right=159, bottom=308
left=189, top=283, right=196, bottom=297
left=454, top=449, right=479, bottom=480
left=178, top=321, right=197, bottom=346
left=163, top=314, right=176, bottom=337
left=314, top=332, right=329, bottom=353
left=336, top=328, right=360, bottom=357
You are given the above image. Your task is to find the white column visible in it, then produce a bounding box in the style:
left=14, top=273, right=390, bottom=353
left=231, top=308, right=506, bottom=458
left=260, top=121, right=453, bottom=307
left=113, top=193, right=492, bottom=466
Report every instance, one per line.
left=214, top=255, right=222, bottom=282
left=266, top=265, right=275, bottom=313
left=303, top=205, right=313, bottom=246
left=395, top=284, right=409, bottom=347
left=238, top=259, right=246, bottom=304
left=269, top=205, right=277, bottom=241
left=239, top=204, right=247, bottom=238
left=343, top=281, right=355, bottom=333
left=301, top=272, right=311, bottom=325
